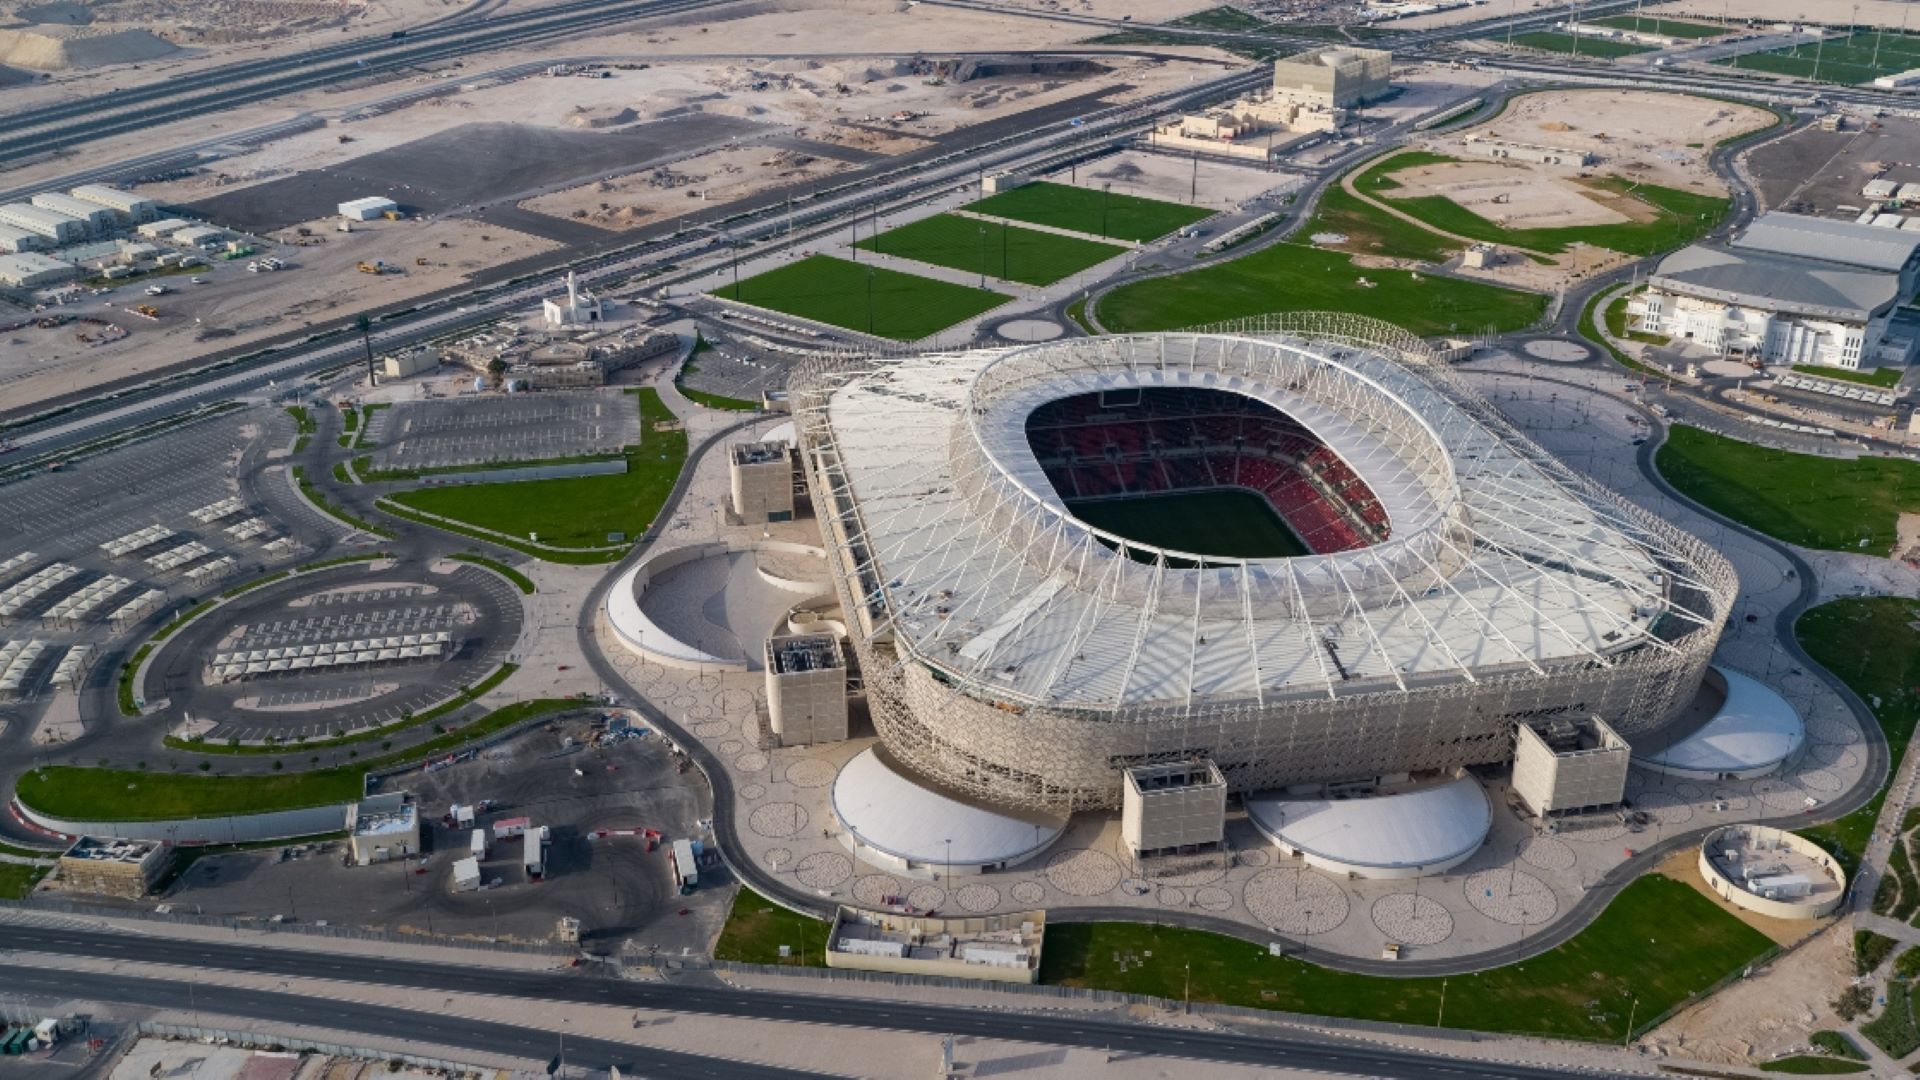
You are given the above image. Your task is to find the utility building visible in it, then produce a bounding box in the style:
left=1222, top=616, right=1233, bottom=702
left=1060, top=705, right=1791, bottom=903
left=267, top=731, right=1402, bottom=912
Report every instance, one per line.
left=68, top=184, right=157, bottom=223
left=1270, top=46, right=1392, bottom=109
left=1121, top=760, right=1227, bottom=860
left=766, top=633, right=848, bottom=746
left=1510, top=715, right=1631, bottom=818
left=57, top=836, right=167, bottom=899
left=730, top=441, right=794, bottom=523
left=30, top=194, right=114, bottom=237
left=346, top=793, right=420, bottom=865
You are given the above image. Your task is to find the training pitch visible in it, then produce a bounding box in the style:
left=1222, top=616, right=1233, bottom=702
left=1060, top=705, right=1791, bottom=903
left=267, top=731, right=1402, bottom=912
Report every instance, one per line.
left=858, top=213, right=1127, bottom=286
left=967, top=181, right=1213, bottom=243
left=714, top=254, right=1010, bottom=340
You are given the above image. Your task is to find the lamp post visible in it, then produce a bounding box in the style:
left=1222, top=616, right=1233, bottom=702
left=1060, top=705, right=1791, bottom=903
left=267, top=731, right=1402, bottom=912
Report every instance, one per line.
left=945, top=837, right=952, bottom=887
left=978, top=226, right=988, bottom=288
left=1101, top=183, right=1112, bottom=239
left=865, top=267, right=876, bottom=336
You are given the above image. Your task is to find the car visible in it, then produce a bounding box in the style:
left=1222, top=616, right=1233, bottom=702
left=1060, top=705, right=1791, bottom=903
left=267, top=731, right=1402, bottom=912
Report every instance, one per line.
left=189, top=276, right=205, bottom=285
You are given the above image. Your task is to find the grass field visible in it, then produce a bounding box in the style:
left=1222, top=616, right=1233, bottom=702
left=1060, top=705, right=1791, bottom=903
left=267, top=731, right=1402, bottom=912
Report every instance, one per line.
left=1719, top=30, right=1920, bottom=84
left=967, top=181, right=1213, bottom=243
left=386, top=389, right=686, bottom=551
left=1655, top=425, right=1920, bottom=554
left=714, top=887, right=832, bottom=966
left=1360, top=152, right=1730, bottom=256
left=1795, top=598, right=1920, bottom=874
left=1042, top=874, right=1770, bottom=1039
left=1068, top=490, right=1309, bottom=558
left=1589, top=14, right=1728, bottom=38
left=1756, top=1057, right=1869, bottom=1074
left=0, top=863, right=48, bottom=900
left=1790, top=364, right=1905, bottom=388
left=716, top=254, right=1009, bottom=340
left=1309, top=183, right=1462, bottom=263
left=1506, top=31, right=1657, bottom=58
left=857, top=213, right=1126, bottom=286
left=1096, top=240, right=1546, bottom=336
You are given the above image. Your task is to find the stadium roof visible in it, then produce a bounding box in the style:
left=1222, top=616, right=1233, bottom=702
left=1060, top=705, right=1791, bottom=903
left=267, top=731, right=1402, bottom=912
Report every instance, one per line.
left=1649, top=244, right=1899, bottom=322
left=832, top=746, right=1065, bottom=866
left=1639, top=666, right=1804, bottom=776
left=1733, top=211, right=1920, bottom=273
left=804, top=330, right=1717, bottom=712
left=1244, top=775, right=1491, bottom=872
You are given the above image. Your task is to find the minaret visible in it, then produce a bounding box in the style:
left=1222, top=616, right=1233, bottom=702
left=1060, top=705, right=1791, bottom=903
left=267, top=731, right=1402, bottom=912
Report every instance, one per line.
left=566, top=270, right=579, bottom=316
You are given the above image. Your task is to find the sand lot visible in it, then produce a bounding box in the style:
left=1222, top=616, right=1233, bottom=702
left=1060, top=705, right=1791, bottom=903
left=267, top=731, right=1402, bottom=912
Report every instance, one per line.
left=1390, top=160, right=1636, bottom=228
left=1429, top=89, right=1777, bottom=193
left=521, top=145, right=852, bottom=231
left=0, top=217, right=556, bottom=413
left=1060, top=148, right=1296, bottom=210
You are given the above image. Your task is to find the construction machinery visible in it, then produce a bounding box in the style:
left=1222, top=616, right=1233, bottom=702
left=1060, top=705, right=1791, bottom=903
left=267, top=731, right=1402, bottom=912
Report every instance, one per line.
left=133, top=304, right=159, bottom=318
left=356, top=260, right=401, bottom=275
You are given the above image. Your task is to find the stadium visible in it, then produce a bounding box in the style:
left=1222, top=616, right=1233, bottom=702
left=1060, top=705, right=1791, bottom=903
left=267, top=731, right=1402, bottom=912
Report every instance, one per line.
left=790, top=315, right=1740, bottom=820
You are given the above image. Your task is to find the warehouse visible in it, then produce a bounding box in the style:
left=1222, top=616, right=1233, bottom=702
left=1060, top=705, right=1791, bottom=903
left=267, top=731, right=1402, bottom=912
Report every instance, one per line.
left=1635, top=212, right=1920, bottom=371
left=0, top=203, right=84, bottom=244
left=338, top=196, right=399, bottom=221
left=0, top=252, right=79, bottom=288
left=0, top=224, right=48, bottom=254
left=30, top=193, right=114, bottom=237
left=68, top=184, right=158, bottom=223
left=170, top=225, right=227, bottom=249
left=137, top=218, right=191, bottom=240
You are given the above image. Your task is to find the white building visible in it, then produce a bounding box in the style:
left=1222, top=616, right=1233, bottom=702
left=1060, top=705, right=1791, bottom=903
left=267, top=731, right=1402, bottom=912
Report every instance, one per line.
left=0, top=224, right=48, bottom=254
left=30, top=194, right=114, bottom=237
left=68, top=184, right=158, bottom=223
left=170, top=225, right=226, bottom=249
left=0, top=203, right=84, bottom=244
left=339, top=196, right=399, bottom=221
left=1635, top=212, right=1920, bottom=371
left=542, top=270, right=603, bottom=327
left=0, top=252, right=79, bottom=288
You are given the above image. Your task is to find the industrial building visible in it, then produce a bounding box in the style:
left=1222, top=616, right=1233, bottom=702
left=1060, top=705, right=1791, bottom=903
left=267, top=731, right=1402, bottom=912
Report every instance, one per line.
left=137, top=218, right=192, bottom=240
left=1121, top=760, right=1227, bottom=861
left=339, top=196, right=399, bottom=221
left=0, top=224, right=48, bottom=254
left=68, top=184, right=158, bottom=223
left=56, top=836, right=168, bottom=899
left=826, top=906, right=1045, bottom=983
left=1270, top=46, right=1392, bottom=110
left=765, top=632, right=848, bottom=746
left=1510, top=715, right=1631, bottom=818
left=346, top=793, right=420, bottom=865
left=170, top=225, right=227, bottom=249
left=0, top=252, right=79, bottom=288
left=0, top=203, right=84, bottom=245
left=30, top=194, right=114, bottom=237
left=730, top=440, right=795, bottom=523
left=1634, top=212, right=1920, bottom=370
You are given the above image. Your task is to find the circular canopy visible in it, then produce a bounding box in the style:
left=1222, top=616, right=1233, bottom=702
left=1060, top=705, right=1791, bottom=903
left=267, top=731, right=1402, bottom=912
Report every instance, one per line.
left=1246, top=775, right=1492, bottom=872
left=832, top=747, right=1065, bottom=867
left=1640, top=666, right=1804, bottom=776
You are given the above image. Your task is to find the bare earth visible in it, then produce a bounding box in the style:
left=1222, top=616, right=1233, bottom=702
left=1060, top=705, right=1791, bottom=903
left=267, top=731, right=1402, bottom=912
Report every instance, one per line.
left=1390, top=160, right=1635, bottom=229
left=521, top=146, right=850, bottom=231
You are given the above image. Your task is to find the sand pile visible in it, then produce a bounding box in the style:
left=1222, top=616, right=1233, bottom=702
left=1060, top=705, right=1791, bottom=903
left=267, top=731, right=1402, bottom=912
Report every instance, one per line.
left=565, top=105, right=638, bottom=129
left=817, top=59, right=912, bottom=85
left=0, top=25, right=177, bottom=69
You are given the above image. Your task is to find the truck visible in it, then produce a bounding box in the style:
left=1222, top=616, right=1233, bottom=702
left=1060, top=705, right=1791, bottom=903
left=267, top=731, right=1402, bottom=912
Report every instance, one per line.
left=493, top=816, right=530, bottom=840
left=470, top=828, right=489, bottom=860
left=524, top=825, right=550, bottom=881
left=670, top=838, right=699, bottom=893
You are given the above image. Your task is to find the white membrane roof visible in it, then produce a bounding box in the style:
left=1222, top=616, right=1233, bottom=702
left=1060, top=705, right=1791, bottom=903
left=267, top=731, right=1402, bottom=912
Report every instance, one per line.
left=832, top=747, right=1066, bottom=866
left=1244, top=775, right=1492, bottom=870
left=1640, top=666, right=1804, bottom=774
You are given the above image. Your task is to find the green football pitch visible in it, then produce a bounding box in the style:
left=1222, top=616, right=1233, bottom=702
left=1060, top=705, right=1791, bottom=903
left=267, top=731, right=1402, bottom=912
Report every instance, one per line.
left=713, top=254, right=1010, bottom=340
left=857, top=213, right=1127, bottom=286
left=1718, top=30, right=1920, bottom=84
left=1067, top=489, right=1309, bottom=559
left=966, top=181, right=1213, bottom=243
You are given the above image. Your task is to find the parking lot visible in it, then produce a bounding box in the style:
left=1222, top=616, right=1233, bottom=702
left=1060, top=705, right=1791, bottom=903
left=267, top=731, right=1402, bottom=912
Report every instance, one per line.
left=147, top=562, right=524, bottom=743
left=368, top=391, right=641, bottom=472
left=161, top=714, right=729, bottom=954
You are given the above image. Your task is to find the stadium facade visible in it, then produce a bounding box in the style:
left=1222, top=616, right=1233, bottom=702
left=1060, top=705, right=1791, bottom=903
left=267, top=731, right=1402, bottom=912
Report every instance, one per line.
left=792, top=316, right=1738, bottom=814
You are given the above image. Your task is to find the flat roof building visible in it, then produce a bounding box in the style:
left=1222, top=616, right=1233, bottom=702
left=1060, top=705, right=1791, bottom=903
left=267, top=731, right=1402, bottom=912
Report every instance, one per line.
left=57, top=836, right=167, bottom=899
left=339, top=196, right=399, bottom=220
left=68, top=184, right=158, bottom=223
left=766, top=632, right=848, bottom=746
left=1270, top=46, right=1392, bottom=110
left=1122, top=760, right=1227, bottom=860
left=730, top=440, right=793, bottom=523
left=1511, top=715, right=1630, bottom=818
left=827, top=906, right=1046, bottom=983
left=30, top=193, right=114, bottom=236
left=170, top=225, right=226, bottom=249
left=0, top=252, right=78, bottom=288
left=346, top=792, right=419, bottom=865
left=0, top=225, right=49, bottom=254
left=137, top=218, right=191, bottom=240
left=0, top=203, right=84, bottom=244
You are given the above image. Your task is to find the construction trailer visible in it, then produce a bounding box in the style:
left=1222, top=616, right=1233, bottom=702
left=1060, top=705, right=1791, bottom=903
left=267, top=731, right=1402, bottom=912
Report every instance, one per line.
left=524, top=825, right=550, bottom=881
left=670, top=838, right=699, bottom=892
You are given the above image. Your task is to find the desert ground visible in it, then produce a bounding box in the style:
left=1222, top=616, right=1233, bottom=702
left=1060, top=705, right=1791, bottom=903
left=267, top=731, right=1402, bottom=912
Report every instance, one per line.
left=520, top=144, right=851, bottom=230
left=1393, top=159, right=1640, bottom=228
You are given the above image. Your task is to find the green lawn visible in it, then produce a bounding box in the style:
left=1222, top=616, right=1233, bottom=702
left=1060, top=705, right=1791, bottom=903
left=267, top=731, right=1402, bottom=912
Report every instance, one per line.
left=386, top=389, right=685, bottom=551
left=1169, top=5, right=1267, bottom=30
left=714, top=886, right=831, bottom=966
left=1507, top=31, right=1657, bottom=58
left=858, top=213, right=1126, bottom=286
left=1068, top=490, right=1309, bottom=558
left=1580, top=288, right=1665, bottom=378
left=967, top=181, right=1213, bottom=243
left=1790, top=364, right=1905, bottom=388
left=1361, top=152, right=1730, bottom=255
left=1720, top=30, right=1920, bottom=84
left=1796, top=598, right=1920, bottom=873
left=286, top=406, right=315, bottom=435
left=23, top=698, right=577, bottom=821
left=715, top=255, right=1009, bottom=340
left=1589, top=14, right=1728, bottom=38
left=1862, top=976, right=1920, bottom=1057
left=1097, top=241, right=1546, bottom=337
left=1604, top=290, right=1669, bottom=345
left=1655, top=425, right=1920, bottom=554
left=1041, top=874, right=1770, bottom=1040
left=0, top=863, right=49, bottom=900
left=1757, top=1057, right=1869, bottom=1074
left=1308, top=184, right=1461, bottom=263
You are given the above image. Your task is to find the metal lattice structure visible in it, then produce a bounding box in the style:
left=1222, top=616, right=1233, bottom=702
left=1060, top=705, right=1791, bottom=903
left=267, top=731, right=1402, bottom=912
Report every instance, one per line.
left=792, top=317, right=1736, bottom=812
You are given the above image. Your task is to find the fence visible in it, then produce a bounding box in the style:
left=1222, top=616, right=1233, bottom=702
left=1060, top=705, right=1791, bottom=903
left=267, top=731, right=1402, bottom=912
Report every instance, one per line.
left=133, top=1021, right=502, bottom=1077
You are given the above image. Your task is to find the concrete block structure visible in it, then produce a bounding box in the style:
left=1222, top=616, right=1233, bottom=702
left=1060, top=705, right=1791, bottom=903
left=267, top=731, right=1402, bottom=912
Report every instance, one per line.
left=30, top=194, right=114, bottom=237
left=68, top=184, right=157, bottom=223
left=1270, top=46, right=1392, bottom=109
left=826, top=906, right=1045, bottom=983
left=1121, top=760, right=1227, bottom=859
left=57, top=836, right=167, bottom=898
left=1510, top=715, right=1630, bottom=818
left=766, top=633, right=848, bottom=746
left=346, top=792, right=419, bottom=865
left=0, top=203, right=84, bottom=244
left=730, top=440, right=795, bottom=523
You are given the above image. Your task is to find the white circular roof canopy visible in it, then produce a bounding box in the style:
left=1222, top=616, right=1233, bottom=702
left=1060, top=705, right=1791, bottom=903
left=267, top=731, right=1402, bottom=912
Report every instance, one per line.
left=1245, top=776, right=1492, bottom=873
left=1640, top=666, right=1804, bottom=777
left=832, top=747, right=1065, bottom=868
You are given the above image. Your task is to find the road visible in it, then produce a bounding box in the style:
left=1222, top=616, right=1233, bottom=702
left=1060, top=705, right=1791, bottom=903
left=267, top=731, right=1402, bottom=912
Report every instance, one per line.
left=0, top=924, right=1608, bottom=1079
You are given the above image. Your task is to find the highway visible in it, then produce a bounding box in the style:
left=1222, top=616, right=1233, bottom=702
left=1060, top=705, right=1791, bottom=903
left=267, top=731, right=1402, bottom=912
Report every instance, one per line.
left=0, top=924, right=1613, bottom=1079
